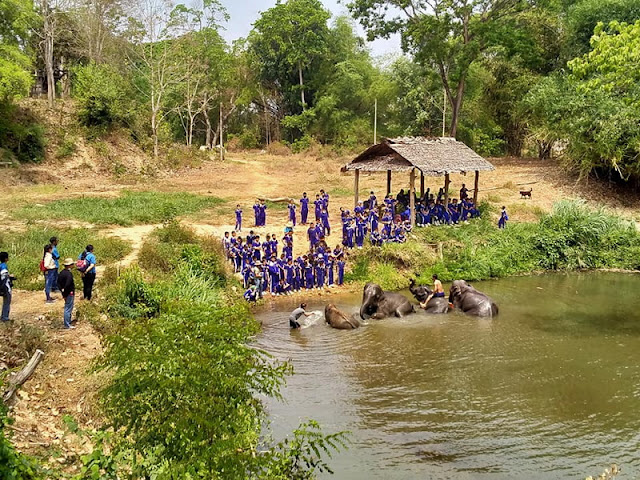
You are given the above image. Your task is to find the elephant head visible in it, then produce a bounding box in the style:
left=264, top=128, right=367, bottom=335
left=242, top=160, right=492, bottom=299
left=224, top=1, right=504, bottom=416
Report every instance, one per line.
left=360, top=282, right=384, bottom=319
left=448, top=280, right=470, bottom=305
left=409, top=278, right=433, bottom=303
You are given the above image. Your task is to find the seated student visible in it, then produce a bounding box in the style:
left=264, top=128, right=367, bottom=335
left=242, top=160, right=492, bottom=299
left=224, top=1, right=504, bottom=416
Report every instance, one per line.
left=469, top=200, right=480, bottom=218
left=449, top=199, right=461, bottom=224
left=420, top=274, right=445, bottom=308
left=244, top=283, right=259, bottom=303
left=370, top=228, right=382, bottom=247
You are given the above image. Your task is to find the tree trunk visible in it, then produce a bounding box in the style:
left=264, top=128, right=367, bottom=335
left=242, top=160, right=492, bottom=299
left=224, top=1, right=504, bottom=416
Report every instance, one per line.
left=205, top=112, right=213, bottom=149
left=151, top=109, right=159, bottom=158
left=3, top=350, right=45, bottom=402
left=537, top=140, right=553, bottom=160
left=43, top=0, right=55, bottom=108
left=298, top=62, right=305, bottom=110
left=449, top=78, right=465, bottom=139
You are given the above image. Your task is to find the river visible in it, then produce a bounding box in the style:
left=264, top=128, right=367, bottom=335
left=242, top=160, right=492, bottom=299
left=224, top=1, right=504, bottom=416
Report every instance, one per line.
left=254, top=273, right=640, bottom=479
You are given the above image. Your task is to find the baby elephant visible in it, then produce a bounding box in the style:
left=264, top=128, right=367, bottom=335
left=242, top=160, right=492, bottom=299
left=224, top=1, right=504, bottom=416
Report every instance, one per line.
left=325, top=304, right=360, bottom=330
left=449, top=280, right=499, bottom=317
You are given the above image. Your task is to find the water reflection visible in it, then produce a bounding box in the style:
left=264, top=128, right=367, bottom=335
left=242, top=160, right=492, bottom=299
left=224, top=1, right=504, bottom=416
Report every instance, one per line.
left=255, top=273, right=640, bottom=479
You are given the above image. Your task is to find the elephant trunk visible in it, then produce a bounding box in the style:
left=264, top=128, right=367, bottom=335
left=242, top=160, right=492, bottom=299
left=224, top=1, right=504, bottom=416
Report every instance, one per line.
left=360, top=298, right=374, bottom=319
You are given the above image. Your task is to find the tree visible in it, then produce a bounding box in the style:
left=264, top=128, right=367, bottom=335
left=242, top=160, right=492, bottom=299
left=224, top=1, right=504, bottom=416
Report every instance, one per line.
left=347, top=0, right=526, bottom=138
left=0, top=0, right=34, bottom=101
left=250, top=0, right=331, bottom=113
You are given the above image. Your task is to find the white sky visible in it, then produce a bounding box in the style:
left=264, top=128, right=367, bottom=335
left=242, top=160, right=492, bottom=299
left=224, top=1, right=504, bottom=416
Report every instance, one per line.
left=219, top=0, right=402, bottom=58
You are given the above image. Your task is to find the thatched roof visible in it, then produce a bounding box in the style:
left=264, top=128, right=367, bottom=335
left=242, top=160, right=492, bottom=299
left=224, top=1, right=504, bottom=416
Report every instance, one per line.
left=343, top=137, right=495, bottom=176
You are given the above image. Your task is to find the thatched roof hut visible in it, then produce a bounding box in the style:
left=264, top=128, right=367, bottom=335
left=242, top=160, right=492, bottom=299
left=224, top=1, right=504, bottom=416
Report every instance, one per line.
left=343, top=137, right=495, bottom=226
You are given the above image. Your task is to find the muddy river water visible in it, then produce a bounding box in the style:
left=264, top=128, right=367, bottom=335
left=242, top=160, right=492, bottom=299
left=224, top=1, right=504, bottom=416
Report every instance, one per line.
left=254, top=273, right=640, bottom=479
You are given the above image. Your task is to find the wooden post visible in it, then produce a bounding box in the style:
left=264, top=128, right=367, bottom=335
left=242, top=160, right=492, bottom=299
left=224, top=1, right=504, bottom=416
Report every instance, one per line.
left=386, top=170, right=392, bottom=196
left=473, top=170, right=479, bottom=204
left=409, top=168, right=416, bottom=228
left=354, top=169, right=360, bottom=208
left=420, top=172, right=425, bottom=198
left=444, top=173, right=450, bottom=206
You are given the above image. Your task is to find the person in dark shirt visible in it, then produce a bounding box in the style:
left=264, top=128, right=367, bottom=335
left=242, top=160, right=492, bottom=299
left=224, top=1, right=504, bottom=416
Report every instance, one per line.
left=57, top=258, right=76, bottom=329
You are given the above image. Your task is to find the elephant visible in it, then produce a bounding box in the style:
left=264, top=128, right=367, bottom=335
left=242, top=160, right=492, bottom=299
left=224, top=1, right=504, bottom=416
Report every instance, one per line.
left=448, top=280, right=499, bottom=317
left=360, top=283, right=414, bottom=319
left=408, top=279, right=450, bottom=314
left=325, top=304, right=360, bottom=330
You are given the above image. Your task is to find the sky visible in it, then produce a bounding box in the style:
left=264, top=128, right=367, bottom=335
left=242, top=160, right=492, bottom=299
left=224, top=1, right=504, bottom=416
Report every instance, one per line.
left=219, top=0, right=402, bottom=59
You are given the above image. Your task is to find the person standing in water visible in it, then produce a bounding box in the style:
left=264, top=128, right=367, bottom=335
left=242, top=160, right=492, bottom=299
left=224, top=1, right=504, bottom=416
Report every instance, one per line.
left=289, top=302, right=313, bottom=329
left=420, top=274, right=445, bottom=309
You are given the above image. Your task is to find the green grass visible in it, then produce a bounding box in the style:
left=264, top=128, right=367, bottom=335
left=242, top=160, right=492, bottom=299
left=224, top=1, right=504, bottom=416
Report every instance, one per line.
left=0, top=227, right=131, bottom=290
left=12, top=191, right=225, bottom=226
left=346, top=200, right=640, bottom=289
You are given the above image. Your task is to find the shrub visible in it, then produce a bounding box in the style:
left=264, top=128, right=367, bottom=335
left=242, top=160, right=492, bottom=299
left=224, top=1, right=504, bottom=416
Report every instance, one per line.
left=55, top=137, right=76, bottom=159
left=0, top=403, right=42, bottom=480
left=0, top=103, right=45, bottom=164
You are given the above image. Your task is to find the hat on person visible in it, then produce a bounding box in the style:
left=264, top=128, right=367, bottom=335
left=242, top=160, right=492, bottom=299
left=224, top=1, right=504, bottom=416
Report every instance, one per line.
left=63, top=258, right=74, bottom=266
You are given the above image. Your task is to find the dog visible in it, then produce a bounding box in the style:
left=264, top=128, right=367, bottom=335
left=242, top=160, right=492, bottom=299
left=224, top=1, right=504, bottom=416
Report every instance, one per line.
left=520, top=188, right=532, bottom=199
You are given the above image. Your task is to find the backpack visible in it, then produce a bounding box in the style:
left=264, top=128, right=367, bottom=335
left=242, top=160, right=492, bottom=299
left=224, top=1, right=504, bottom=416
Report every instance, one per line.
left=39, top=259, right=46, bottom=273
left=76, top=251, right=89, bottom=272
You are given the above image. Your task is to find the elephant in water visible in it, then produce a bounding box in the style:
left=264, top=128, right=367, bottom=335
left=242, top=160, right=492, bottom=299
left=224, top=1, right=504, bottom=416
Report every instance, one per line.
left=360, top=283, right=414, bottom=319
left=449, top=280, right=499, bottom=317
left=408, top=279, right=450, bottom=314
left=325, top=304, right=360, bottom=330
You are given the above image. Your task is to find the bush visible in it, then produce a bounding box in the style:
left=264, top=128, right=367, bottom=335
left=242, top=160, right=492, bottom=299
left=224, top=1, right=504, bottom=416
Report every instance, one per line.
left=0, top=103, right=46, bottom=163
left=73, top=63, right=131, bottom=128
left=0, top=403, right=42, bottom=479
left=55, top=137, right=76, bottom=159
left=107, top=266, right=161, bottom=319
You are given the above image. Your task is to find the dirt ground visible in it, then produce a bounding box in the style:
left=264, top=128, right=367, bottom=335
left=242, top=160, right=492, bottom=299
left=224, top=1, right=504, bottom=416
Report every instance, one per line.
left=3, top=150, right=640, bottom=466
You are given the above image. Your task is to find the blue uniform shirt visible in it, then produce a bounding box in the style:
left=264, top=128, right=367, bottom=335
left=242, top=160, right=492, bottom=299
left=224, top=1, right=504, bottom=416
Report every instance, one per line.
left=84, top=252, right=97, bottom=274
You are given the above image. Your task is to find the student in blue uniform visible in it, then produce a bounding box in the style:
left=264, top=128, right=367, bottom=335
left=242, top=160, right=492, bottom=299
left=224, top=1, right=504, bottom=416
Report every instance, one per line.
left=326, top=255, right=335, bottom=286
left=300, top=193, right=309, bottom=224
left=252, top=235, right=262, bottom=261
left=315, top=258, right=326, bottom=288
left=337, top=257, right=345, bottom=286
left=260, top=200, right=268, bottom=226
left=235, top=205, right=243, bottom=231
left=355, top=216, right=366, bottom=248
left=498, top=206, right=508, bottom=229
left=320, top=208, right=331, bottom=237
left=314, top=194, right=323, bottom=221
left=270, top=234, right=279, bottom=258
left=369, top=191, right=377, bottom=210
left=304, top=259, right=315, bottom=289
left=288, top=201, right=297, bottom=227
left=345, top=221, right=355, bottom=249
left=321, top=189, right=329, bottom=209
left=253, top=201, right=260, bottom=227
left=307, top=222, right=318, bottom=249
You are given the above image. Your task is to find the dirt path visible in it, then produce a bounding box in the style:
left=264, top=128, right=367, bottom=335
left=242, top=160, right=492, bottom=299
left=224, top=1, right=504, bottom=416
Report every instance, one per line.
left=1, top=291, right=102, bottom=473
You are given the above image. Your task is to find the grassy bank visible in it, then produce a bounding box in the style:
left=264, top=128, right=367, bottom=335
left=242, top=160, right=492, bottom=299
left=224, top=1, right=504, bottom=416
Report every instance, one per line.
left=0, top=227, right=131, bottom=290
left=347, top=201, right=640, bottom=290
left=69, top=222, right=344, bottom=479
left=13, top=190, right=224, bottom=226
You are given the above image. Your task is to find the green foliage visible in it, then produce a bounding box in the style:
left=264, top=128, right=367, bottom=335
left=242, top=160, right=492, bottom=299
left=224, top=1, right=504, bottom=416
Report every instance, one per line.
left=107, top=266, right=161, bottom=319
left=73, top=62, right=132, bottom=128
left=0, top=0, right=34, bottom=102
left=0, top=103, right=46, bottom=163
left=348, top=201, right=640, bottom=289
left=0, top=403, right=42, bottom=479
left=55, top=136, right=76, bottom=159
left=13, top=191, right=224, bottom=226
left=0, top=226, right=130, bottom=290
left=524, top=21, right=640, bottom=179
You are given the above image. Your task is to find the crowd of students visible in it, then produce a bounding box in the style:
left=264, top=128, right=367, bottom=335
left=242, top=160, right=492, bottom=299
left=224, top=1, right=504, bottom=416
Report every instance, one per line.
left=229, top=183, right=508, bottom=302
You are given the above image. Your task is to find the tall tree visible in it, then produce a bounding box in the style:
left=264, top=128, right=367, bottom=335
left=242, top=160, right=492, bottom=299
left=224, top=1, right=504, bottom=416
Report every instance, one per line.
left=347, top=0, right=526, bottom=138
left=249, top=0, right=331, bottom=112
left=0, top=0, right=35, bottom=101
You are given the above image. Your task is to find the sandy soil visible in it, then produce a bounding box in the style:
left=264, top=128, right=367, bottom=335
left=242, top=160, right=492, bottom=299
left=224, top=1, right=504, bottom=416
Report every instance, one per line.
left=3, top=151, right=640, bottom=465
